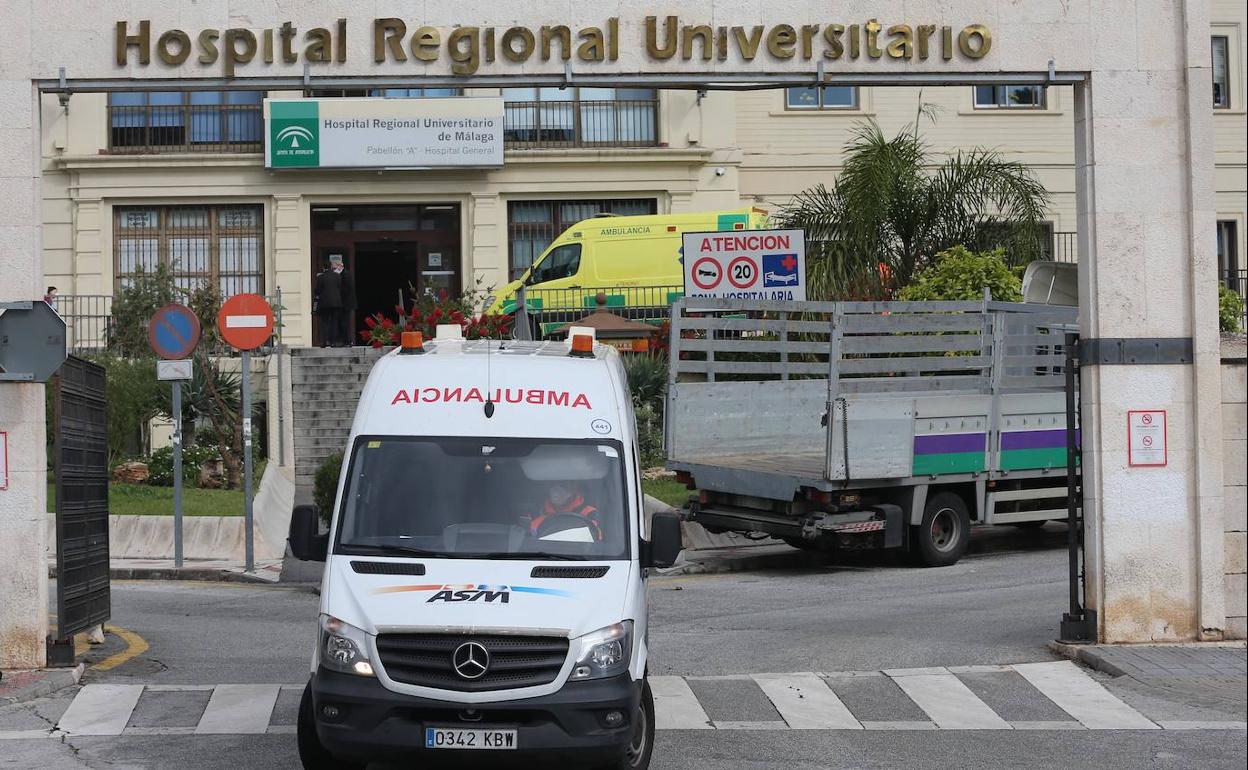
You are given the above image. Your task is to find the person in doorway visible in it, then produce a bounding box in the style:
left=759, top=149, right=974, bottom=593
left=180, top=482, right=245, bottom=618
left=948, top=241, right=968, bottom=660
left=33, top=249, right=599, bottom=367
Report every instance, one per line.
left=529, top=481, right=605, bottom=541
left=314, top=255, right=356, bottom=347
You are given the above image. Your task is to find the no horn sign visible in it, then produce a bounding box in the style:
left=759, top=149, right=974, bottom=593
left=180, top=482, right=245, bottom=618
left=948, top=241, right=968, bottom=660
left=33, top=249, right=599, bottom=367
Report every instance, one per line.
left=682, top=229, right=806, bottom=301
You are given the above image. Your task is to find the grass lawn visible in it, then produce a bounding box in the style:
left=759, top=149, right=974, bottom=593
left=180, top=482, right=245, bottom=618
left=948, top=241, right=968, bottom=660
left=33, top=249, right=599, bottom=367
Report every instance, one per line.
left=47, top=482, right=245, bottom=516
left=642, top=476, right=693, bottom=509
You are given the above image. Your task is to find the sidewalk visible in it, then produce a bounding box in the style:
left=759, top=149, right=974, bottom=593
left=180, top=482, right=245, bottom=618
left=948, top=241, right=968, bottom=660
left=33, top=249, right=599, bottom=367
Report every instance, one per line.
left=50, top=558, right=284, bottom=584
left=1052, top=642, right=1247, bottom=717
left=0, top=665, right=84, bottom=707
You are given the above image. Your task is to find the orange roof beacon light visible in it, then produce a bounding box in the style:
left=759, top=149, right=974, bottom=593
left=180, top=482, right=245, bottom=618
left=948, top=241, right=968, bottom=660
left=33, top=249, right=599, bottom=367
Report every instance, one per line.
left=570, top=333, right=595, bottom=358
left=399, top=331, right=425, bottom=354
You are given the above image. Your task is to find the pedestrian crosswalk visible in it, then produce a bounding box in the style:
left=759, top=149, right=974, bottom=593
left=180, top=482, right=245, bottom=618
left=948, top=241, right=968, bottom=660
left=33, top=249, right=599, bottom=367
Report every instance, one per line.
left=3, top=661, right=1244, bottom=740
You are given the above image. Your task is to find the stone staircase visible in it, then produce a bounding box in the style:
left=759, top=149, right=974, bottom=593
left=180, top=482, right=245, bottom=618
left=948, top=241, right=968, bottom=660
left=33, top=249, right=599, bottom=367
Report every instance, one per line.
left=290, top=346, right=389, bottom=505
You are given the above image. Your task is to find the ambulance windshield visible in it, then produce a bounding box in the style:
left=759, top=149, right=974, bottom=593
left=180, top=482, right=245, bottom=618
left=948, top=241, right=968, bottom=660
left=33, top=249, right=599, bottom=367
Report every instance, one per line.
left=334, top=436, right=629, bottom=560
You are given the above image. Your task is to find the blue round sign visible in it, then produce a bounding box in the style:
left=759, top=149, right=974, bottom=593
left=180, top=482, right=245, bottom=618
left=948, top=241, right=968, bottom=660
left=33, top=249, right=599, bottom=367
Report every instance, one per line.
left=147, top=304, right=202, bottom=360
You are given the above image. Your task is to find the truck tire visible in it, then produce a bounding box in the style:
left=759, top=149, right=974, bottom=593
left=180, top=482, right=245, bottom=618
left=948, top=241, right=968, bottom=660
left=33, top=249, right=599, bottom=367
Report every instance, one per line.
left=599, top=678, right=655, bottom=770
left=911, top=491, right=971, bottom=567
left=297, top=682, right=364, bottom=770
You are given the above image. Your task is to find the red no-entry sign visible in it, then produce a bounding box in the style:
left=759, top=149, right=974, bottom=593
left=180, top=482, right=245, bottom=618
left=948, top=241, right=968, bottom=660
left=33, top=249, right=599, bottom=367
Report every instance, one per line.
left=217, top=293, right=275, bottom=351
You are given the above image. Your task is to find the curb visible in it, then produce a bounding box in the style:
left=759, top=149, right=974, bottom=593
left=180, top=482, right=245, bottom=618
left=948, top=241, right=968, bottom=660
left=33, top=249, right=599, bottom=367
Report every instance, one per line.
left=0, top=663, right=84, bottom=707
left=1048, top=640, right=1248, bottom=679
left=106, top=567, right=280, bottom=584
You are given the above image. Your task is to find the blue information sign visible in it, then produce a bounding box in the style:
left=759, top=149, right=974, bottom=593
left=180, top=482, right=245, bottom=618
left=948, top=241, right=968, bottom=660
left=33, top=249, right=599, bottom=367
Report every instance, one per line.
left=147, top=304, right=202, bottom=360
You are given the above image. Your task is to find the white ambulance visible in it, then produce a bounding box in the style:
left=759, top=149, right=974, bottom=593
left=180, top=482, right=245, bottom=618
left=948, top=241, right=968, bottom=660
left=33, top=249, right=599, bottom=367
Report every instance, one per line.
left=288, top=326, right=682, bottom=770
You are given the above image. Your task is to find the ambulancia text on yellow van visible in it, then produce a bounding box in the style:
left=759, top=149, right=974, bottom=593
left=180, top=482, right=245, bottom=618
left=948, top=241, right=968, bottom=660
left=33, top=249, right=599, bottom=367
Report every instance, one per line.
left=485, top=208, right=770, bottom=334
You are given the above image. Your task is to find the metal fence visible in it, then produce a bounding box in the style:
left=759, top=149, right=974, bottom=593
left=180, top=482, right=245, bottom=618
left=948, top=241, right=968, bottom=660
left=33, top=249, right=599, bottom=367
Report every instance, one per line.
left=518, top=285, right=683, bottom=337
left=54, top=292, right=283, bottom=356
left=1052, top=231, right=1078, bottom=263
left=107, top=104, right=264, bottom=154
left=503, top=99, right=659, bottom=149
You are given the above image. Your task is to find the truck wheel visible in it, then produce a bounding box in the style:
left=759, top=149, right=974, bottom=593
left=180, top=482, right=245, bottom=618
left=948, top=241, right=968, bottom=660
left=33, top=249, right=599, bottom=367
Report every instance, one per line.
left=912, top=491, right=971, bottom=567
left=600, top=679, right=655, bottom=770
left=298, top=682, right=363, bottom=770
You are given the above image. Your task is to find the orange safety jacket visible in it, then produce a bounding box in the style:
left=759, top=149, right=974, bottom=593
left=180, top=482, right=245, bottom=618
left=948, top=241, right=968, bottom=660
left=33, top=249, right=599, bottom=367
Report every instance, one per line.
left=530, top=494, right=604, bottom=541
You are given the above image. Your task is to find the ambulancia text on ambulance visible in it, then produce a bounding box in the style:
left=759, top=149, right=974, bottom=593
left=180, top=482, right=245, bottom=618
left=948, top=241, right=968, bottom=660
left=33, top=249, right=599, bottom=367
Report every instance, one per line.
left=288, top=325, right=682, bottom=770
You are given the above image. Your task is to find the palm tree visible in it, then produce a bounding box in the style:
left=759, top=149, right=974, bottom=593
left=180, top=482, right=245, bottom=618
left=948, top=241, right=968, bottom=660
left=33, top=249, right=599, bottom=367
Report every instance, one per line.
left=776, top=108, right=1050, bottom=300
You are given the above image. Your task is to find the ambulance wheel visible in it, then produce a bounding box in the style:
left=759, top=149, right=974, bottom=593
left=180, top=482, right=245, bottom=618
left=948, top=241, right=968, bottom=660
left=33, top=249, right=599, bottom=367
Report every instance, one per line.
left=297, top=682, right=364, bottom=770
left=601, top=679, right=655, bottom=770
left=911, top=491, right=970, bottom=568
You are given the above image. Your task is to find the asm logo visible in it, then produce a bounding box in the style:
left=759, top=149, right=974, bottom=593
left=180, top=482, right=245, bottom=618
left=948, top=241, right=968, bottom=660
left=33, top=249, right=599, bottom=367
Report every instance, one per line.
left=428, top=585, right=511, bottom=604
left=371, top=583, right=575, bottom=602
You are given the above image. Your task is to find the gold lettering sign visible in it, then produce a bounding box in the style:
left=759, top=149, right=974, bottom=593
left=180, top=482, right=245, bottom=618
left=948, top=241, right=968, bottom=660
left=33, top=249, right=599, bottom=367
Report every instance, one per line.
left=113, top=17, right=994, bottom=75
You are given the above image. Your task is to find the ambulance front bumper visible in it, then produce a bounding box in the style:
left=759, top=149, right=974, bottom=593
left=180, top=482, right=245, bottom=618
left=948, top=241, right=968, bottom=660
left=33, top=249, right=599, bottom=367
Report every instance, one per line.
left=311, top=667, right=640, bottom=766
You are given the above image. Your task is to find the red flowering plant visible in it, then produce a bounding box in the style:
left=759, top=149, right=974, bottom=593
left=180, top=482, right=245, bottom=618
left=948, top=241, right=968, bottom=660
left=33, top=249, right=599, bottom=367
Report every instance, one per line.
left=360, top=283, right=512, bottom=348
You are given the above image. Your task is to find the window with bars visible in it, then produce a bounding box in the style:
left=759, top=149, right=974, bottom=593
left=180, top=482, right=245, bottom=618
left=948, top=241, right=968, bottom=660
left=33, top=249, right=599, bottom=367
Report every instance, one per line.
left=114, top=205, right=264, bottom=296
left=784, top=86, right=858, bottom=110
left=502, top=88, right=658, bottom=148
left=507, top=199, right=657, bottom=279
left=973, top=85, right=1047, bottom=109
left=108, top=92, right=264, bottom=153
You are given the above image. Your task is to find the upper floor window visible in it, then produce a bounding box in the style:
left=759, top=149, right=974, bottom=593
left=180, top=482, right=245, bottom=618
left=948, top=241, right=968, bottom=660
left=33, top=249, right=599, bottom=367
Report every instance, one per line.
left=973, top=85, right=1046, bottom=109
left=108, top=92, right=263, bottom=153
left=502, top=88, right=658, bottom=149
left=306, top=87, right=462, bottom=98
left=1212, top=36, right=1231, bottom=109
left=785, top=86, right=858, bottom=110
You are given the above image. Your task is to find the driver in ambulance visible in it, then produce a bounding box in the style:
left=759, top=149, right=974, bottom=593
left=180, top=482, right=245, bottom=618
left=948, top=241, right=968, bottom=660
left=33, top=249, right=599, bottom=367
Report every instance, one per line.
left=529, top=481, right=606, bottom=542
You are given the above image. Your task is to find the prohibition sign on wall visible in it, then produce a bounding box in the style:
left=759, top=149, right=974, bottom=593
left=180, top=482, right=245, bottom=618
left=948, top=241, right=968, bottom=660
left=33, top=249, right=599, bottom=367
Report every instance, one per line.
left=147, top=303, right=202, bottom=360
left=691, top=257, right=723, bottom=291
left=727, top=255, right=758, bottom=289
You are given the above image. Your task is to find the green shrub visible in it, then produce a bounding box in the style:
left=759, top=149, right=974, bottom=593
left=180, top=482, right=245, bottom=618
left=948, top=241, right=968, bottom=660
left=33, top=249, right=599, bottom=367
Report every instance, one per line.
left=145, top=444, right=222, bottom=487
left=897, top=245, right=1023, bottom=302
left=622, top=353, right=668, bottom=411
left=634, top=403, right=665, bottom=470
left=80, top=354, right=163, bottom=466
left=1218, top=284, right=1242, bottom=333
left=314, top=451, right=344, bottom=524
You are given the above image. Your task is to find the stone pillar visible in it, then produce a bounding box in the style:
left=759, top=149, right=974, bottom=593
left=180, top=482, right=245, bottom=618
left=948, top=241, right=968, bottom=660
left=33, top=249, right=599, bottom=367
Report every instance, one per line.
left=0, top=78, right=48, bottom=669
left=469, top=193, right=504, bottom=299
left=271, top=194, right=309, bottom=346
left=1077, top=0, right=1225, bottom=642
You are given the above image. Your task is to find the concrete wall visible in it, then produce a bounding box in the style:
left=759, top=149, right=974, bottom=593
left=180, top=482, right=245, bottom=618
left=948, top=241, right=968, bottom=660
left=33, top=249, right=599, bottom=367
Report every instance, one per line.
left=1223, top=352, right=1247, bottom=639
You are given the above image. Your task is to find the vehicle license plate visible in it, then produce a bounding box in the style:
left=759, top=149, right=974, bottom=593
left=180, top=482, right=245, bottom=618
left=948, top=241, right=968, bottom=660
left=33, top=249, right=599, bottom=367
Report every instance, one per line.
left=425, top=726, right=517, bottom=750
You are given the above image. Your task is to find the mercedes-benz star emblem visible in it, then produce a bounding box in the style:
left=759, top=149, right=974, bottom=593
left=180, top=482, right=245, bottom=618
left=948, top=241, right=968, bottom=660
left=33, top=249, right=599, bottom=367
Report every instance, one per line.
left=452, top=641, right=490, bottom=680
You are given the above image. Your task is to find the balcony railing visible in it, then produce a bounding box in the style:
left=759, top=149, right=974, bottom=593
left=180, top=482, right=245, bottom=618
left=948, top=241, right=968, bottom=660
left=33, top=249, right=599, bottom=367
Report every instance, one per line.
left=107, top=104, right=263, bottom=154
left=504, top=99, right=659, bottom=149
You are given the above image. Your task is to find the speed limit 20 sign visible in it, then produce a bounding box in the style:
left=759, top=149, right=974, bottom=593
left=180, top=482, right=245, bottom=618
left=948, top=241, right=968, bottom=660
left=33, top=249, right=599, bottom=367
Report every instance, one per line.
left=682, top=228, right=806, bottom=301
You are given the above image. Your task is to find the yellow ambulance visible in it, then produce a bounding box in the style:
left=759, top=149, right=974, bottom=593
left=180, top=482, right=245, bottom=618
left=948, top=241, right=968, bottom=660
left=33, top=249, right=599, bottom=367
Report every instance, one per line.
left=485, top=208, right=771, bottom=331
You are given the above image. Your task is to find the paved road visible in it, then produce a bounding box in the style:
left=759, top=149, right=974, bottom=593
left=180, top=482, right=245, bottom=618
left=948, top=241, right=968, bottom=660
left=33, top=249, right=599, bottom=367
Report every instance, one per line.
left=4, top=526, right=1245, bottom=769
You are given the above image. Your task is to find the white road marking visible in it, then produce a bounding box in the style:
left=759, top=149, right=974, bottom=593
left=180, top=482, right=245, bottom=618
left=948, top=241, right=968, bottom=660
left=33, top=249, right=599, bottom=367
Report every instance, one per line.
left=1155, top=721, right=1247, bottom=730
left=56, top=684, right=143, bottom=736
left=194, top=684, right=281, bottom=735
left=1010, top=721, right=1086, bottom=730
left=649, top=676, right=712, bottom=730
left=123, top=726, right=195, bottom=735
left=0, top=729, right=54, bottom=740
left=224, top=315, right=267, bottom=328
left=888, top=671, right=1012, bottom=730
left=1011, top=661, right=1158, bottom=730
left=753, top=673, right=862, bottom=730
left=713, top=721, right=789, bottom=730
left=861, top=721, right=938, bottom=730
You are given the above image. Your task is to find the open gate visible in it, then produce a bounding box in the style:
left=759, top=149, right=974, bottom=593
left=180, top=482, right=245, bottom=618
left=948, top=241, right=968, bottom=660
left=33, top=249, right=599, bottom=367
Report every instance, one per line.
left=48, top=355, right=110, bottom=666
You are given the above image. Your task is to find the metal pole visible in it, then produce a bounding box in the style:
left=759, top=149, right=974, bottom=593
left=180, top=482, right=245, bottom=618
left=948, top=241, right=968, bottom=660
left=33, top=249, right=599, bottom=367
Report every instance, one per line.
left=173, top=381, right=183, bottom=569
left=275, top=287, right=286, bottom=467
left=1064, top=333, right=1079, bottom=618
left=242, top=349, right=254, bottom=572
left=514, top=284, right=532, bottom=341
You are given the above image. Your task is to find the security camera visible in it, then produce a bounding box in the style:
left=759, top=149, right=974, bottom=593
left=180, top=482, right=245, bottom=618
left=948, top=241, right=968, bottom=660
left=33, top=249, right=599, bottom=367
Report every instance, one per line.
left=714, top=167, right=726, bottom=177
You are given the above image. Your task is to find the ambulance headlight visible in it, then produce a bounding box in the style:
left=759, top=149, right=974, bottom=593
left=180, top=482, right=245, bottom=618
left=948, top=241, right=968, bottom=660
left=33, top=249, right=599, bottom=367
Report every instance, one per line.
left=569, top=621, right=632, bottom=681
left=319, top=615, right=375, bottom=677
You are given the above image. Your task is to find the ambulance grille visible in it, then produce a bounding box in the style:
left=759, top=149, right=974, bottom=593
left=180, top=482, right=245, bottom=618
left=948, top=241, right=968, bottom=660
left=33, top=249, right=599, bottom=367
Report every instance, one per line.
left=350, top=561, right=426, bottom=575
left=530, top=566, right=610, bottom=579
left=375, top=633, right=569, bottom=692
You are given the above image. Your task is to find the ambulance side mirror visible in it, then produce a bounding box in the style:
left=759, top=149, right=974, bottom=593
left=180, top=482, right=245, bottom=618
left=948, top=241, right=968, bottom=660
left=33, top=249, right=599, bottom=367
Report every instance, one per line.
left=644, top=511, right=683, bottom=569
left=289, top=505, right=328, bottom=562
